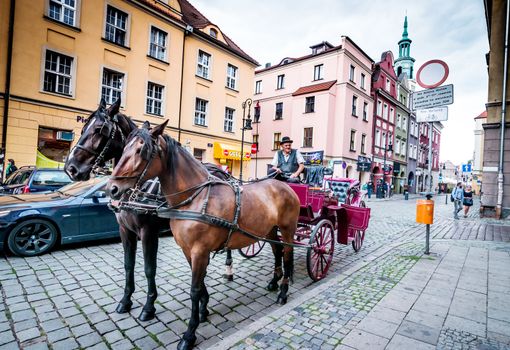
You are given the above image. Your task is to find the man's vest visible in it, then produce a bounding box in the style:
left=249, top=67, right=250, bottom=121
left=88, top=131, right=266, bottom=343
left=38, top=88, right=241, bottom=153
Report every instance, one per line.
left=277, top=149, right=299, bottom=174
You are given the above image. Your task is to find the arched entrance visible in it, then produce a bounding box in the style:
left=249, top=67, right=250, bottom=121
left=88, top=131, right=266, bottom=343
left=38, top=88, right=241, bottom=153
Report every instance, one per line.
left=346, top=165, right=352, bottom=179
left=408, top=171, right=415, bottom=193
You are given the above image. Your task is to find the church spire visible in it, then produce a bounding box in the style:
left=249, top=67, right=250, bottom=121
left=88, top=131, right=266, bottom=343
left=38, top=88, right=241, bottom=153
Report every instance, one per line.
left=402, top=15, right=408, bottom=39
left=395, top=15, right=415, bottom=79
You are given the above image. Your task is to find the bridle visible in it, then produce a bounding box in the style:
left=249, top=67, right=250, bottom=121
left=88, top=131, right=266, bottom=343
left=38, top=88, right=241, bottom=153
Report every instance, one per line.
left=72, top=114, right=126, bottom=174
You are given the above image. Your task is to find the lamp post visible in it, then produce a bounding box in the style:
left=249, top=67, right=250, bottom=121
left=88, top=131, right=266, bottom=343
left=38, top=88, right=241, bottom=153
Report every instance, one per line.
left=239, top=98, right=253, bottom=182
left=253, top=102, right=260, bottom=179
left=381, top=136, right=393, bottom=198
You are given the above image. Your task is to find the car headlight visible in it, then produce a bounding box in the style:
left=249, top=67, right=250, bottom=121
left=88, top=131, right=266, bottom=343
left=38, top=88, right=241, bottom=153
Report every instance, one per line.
left=0, top=210, right=11, bottom=217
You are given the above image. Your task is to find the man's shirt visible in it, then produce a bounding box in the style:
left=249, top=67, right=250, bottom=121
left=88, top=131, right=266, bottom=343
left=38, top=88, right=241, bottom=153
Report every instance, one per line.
left=271, top=149, right=305, bottom=167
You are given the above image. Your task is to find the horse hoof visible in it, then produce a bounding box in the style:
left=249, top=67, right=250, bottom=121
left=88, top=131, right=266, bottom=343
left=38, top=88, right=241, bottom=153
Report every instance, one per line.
left=223, top=274, right=234, bottom=281
left=177, top=336, right=196, bottom=350
left=199, top=309, right=209, bottom=323
left=266, top=281, right=278, bottom=291
left=115, top=300, right=133, bottom=314
left=138, top=308, right=156, bottom=322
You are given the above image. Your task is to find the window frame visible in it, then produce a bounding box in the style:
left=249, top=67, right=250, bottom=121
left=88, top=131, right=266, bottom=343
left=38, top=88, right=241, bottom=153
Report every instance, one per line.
left=313, top=64, right=324, bottom=81
left=224, top=107, right=235, bottom=133
left=145, top=81, right=165, bottom=116
left=377, top=101, right=382, bottom=116
left=40, top=47, right=76, bottom=98
left=352, top=95, right=358, bottom=116
left=360, top=72, right=365, bottom=89
left=100, top=66, right=126, bottom=105
left=273, top=132, right=281, bottom=150
left=350, top=129, right=356, bottom=151
left=46, top=0, right=81, bottom=28
left=303, top=127, right=313, bottom=148
left=276, top=74, right=285, bottom=89
left=194, top=98, right=208, bottom=127
left=255, top=80, right=262, bottom=94
left=104, top=4, right=130, bottom=47
left=363, top=102, right=368, bottom=121
left=226, top=64, right=238, bottom=90
left=375, top=129, right=381, bottom=147
left=148, top=25, right=168, bottom=62
left=361, top=134, right=366, bottom=154
left=275, top=102, right=283, bottom=120
left=349, top=65, right=355, bottom=82
left=196, top=50, right=212, bottom=80
left=305, top=96, right=315, bottom=113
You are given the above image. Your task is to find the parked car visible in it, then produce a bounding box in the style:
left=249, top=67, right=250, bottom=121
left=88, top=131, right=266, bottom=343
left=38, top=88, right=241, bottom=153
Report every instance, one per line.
left=0, top=166, right=72, bottom=195
left=0, top=176, right=119, bottom=257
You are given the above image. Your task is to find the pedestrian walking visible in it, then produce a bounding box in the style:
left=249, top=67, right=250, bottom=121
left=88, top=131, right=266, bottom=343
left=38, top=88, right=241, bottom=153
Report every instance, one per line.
left=367, top=181, right=373, bottom=199
left=5, top=159, right=17, bottom=178
left=463, top=185, right=474, bottom=218
left=452, top=182, right=464, bottom=219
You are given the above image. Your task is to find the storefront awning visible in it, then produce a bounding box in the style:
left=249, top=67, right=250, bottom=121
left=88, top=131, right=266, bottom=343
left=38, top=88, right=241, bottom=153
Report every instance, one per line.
left=213, top=142, right=251, bottom=161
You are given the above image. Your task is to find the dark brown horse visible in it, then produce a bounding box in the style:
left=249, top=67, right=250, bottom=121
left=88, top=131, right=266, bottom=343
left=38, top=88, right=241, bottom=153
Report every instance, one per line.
left=64, top=99, right=233, bottom=321
left=107, top=121, right=300, bottom=350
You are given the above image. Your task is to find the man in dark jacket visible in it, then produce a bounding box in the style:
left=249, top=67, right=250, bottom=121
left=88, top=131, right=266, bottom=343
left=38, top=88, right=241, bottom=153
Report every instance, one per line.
left=270, top=136, right=305, bottom=183
left=5, top=159, right=17, bottom=178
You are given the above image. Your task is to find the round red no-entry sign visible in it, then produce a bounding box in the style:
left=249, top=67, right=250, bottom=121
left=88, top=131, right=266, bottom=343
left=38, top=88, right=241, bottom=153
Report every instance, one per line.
left=416, top=59, right=449, bottom=89
left=251, top=143, right=258, bottom=154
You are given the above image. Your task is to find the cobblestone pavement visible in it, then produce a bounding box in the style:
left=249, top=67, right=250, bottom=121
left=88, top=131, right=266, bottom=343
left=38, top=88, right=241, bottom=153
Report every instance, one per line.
left=0, top=196, right=509, bottom=349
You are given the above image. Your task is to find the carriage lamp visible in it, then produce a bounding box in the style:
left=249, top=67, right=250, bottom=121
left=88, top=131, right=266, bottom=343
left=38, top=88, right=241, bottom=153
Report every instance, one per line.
left=239, top=98, right=253, bottom=182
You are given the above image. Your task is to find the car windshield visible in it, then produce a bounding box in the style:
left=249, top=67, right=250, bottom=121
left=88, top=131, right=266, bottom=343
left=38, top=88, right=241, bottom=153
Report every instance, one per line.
left=4, top=170, right=32, bottom=185
left=32, top=170, right=72, bottom=186
left=57, top=177, right=107, bottom=196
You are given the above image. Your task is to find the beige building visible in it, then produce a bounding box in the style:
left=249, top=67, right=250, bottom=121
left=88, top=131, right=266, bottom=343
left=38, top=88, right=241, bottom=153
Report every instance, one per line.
left=0, top=0, right=258, bottom=180
left=473, top=111, right=487, bottom=194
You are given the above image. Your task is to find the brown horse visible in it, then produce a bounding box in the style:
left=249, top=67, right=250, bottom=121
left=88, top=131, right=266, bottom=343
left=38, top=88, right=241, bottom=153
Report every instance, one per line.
left=107, top=120, right=300, bottom=350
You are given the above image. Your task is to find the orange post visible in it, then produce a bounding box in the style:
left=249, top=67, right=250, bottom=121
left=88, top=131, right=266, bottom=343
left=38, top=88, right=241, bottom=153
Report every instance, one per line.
left=416, top=199, right=434, bottom=224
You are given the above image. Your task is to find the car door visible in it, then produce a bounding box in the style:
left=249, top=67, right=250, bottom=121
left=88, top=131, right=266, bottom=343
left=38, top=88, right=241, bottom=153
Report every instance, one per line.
left=78, top=184, right=119, bottom=239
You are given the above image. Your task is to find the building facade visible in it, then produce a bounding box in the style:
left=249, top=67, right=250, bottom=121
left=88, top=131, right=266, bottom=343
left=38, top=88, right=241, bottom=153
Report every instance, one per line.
left=394, top=74, right=412, bottom=194
left=252, top=36, right=374, bottom=182
left=0, top=0, right=258, bottom=179
left=371, top=51, right=398, bottom=195
left=473, top=111, right=487, bottom=194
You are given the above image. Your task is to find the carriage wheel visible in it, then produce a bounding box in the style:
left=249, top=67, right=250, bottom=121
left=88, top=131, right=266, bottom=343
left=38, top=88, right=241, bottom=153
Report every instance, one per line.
left=360, top=200, right=366, bottom=208
left=238, top=241, right=266, bottom=258
left=352, top=229, right=365, bottom=252
left=307, top=219, right=335, bottom=282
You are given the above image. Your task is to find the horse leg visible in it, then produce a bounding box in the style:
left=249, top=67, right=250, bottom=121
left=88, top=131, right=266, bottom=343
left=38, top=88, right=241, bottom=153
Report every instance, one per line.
left=139, top=226, right=158, bottom=321
left=199, top=280, right=209, bottom=323
left=177, top=252, right=209, bottom=350
left=223, top=249, right=234, bottom=281
left=277, top=245, right=294, bottom=305
left=116, top=226, right=137, bottom=313
left=267, top=229, right=283, bottom=291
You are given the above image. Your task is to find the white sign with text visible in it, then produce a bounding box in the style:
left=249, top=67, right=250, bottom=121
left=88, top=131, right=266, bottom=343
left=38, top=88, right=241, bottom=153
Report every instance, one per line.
left=416, top=106, right=449, bottom=122
left=412, top=84, right=454, bottom=110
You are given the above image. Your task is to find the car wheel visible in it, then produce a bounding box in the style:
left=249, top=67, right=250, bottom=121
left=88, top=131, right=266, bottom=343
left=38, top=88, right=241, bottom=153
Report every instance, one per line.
left=7, top=219, right=58, bottom=257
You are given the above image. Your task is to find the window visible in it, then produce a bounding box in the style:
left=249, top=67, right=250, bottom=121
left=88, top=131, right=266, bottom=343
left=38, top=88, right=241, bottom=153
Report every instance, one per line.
left=255, top=80, right=261, bottom=94
left=352, top=96, right=358, bottom=116
left=43, top=50, right=73, bottom=96
left=363, top=102, right=368, bottom=121
left=105, top=5, right=128, bottom=46
left=194, top=98, right=208, bottom=126
left=209, top=28, right=218, bottom=38
left=401, top=141, right=406, bottom=156
left=314, top=64, right=324, bottom=80
left=197, top=50, right=211, bottom=79
left=149, top=26, right=167, bottom=61
left=389, top=107, right=394, bottom=123
left=410, top=121, right=414, bottom=136
left=303, top=128, right=313, bottom=147
left=277, top=74, right=285, bottom=89
left=349, top=65, right=355, bottom=81
left=146, top=82, right=164, bottom=115
left=395, top=139, right=400, bottom=154
left=226, top=64, right=238, bottom=90
left=101, top=68, right=124, bottom=104
left=375, top=129, right=381, bottom=147
left=383, top=104, right=388, bottom=120
left=305, top=96, right=315, bottom=113
left=386, top=78, right=390, bottom=91
left=397, top=114, right=401, bottom=128
left=273, top=133, right=281, bottom=150
left=252, top=134, right=259, bottom=147
left=402, top=117, right=407, bottom=131
left=377, top=101, right=382, bottom=116
left=350, top=130, right=356, bottom=151
left=275, top=102, right=283, bottom=120
left=360, top=73, right=365, bottom=89
left=382, top=132, right=386, bottom=149
left=48, top=0, right=78, bottom=26
left=193, top=148, right=204, bottom=161
left=361, top=134, right=366, bottom=154
left=224, top=107, right=235, bottom=132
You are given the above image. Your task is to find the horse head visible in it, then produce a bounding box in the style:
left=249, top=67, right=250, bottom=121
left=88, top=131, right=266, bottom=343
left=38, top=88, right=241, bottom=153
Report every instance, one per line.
left=65, top=98, right=124, bottom=181
left=107, top=120, right=168, bottom=200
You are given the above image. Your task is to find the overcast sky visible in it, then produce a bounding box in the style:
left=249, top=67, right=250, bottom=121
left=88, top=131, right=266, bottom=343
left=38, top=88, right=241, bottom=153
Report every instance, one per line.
left=192, top=0, right=489, bottom=165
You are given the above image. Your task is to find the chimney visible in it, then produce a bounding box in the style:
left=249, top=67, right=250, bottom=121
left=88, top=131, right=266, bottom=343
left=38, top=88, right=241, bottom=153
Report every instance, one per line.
left=265, top=62, right=271, bottom=68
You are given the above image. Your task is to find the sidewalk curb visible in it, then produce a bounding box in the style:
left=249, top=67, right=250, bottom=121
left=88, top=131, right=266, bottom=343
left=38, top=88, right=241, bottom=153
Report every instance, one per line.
left=207, top=239, right=415, bottom=350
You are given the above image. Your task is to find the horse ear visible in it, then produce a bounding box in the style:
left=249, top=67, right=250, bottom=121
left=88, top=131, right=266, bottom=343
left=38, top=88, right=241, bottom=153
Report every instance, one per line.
left=142, top=121, right=151, bottom=129
left=106, top=98, right=121, bottom=117
left=99, top=98, right=107, bottom=110
left=150, top=120, right=168, bottom=138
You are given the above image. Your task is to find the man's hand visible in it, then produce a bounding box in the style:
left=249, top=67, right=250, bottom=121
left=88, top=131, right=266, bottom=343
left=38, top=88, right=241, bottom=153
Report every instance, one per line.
left=289, top=172, right=298, bottom=178
left=274, top=168, right=282, bottom=174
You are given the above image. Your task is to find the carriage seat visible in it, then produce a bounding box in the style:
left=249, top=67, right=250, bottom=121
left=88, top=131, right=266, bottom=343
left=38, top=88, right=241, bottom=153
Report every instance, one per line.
left=327, top=180, right=351, bottom=204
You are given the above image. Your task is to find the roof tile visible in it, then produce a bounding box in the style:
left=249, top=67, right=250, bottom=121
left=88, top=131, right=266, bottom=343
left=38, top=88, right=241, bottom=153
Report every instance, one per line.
left=292, top=80, right=337, bottom=96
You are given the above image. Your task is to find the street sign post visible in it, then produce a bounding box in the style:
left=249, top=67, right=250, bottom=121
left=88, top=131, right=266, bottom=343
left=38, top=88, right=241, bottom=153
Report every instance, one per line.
left=412, top=84, right=454, bottom=110
left=416, top=106, right=448, bottom=122
left=462, top=164, right=472, bottom=173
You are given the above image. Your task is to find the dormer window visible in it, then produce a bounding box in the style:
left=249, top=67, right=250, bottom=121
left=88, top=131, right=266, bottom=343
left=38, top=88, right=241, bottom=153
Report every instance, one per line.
left=209, top=28, right=218, bottom=38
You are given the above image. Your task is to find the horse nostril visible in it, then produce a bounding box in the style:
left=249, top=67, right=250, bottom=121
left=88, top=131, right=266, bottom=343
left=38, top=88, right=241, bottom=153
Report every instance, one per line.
left=67, top=165, right=77, bottom=176
left=110, top=185, right=119, bottom=198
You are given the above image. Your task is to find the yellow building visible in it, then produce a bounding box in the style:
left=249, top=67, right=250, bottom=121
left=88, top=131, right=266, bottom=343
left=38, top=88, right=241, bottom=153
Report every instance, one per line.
left=0, top=0, right=258, bottom=180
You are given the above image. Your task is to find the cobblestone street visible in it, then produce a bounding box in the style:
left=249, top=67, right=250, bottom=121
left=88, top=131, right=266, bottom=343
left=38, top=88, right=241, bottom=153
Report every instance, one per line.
left=1, top=195, right=509, bottom=349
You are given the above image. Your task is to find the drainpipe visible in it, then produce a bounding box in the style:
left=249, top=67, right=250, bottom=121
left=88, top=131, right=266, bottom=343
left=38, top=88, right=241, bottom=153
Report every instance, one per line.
left=2, top=0, right=15, bottom=182
left=177, top=26, right=192, bottom=143
left=497, top=0, right=510, bottom=218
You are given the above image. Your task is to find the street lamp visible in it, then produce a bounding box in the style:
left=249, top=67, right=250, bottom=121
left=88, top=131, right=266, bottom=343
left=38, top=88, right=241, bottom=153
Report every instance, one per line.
left=239, top=98, right=253, bottom=182
left=381, top=140, right=393, bottom=198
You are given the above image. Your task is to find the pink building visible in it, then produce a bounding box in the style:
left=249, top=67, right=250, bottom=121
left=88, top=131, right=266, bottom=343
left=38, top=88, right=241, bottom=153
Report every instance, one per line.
left=251, top=36, right=374, bottom=181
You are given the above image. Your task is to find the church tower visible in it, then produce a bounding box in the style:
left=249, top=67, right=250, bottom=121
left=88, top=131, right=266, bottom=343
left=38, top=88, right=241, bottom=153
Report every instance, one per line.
left=394, top=16, right=415, bottom=80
